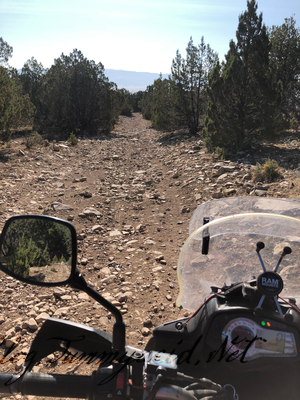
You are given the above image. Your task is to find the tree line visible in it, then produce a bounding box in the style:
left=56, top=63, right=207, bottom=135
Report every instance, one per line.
left=139, top=1, right=300, bottom=151
left=0, top=45, right=139, bottom=142
left=1, top=0, right=299, bottom=152
left=1, top=219, right=72, bottom=277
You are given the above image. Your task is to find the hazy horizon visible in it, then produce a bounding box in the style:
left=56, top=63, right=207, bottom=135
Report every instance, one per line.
left=2, top=0, right=299, bottom=75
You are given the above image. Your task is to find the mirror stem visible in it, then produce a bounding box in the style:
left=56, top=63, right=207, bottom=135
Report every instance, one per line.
left=70, top=269, right=125, bottom=352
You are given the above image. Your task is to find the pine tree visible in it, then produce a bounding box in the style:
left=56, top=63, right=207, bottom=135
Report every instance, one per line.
left=204, top=0, right=282, bottom=150
left=151, top=76, right=175, bottom=130
left=41, top=245, right=51, bottom=266
left=171, top=37, right=218, bottom=133
left=0, top=66, right=35, bottom=141
left=19, top=57, right=45, bottom=127
left=9, top=234, right=31, bottom=277
left=269, top=17, right=300, bottom=119
left=139, top=85, right=154, bottom=121
left=0, top=38, right=13, bottom=66
left=35, top=49, right=118, bottom=136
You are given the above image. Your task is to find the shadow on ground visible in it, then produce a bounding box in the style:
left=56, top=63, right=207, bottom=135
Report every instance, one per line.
left=156, top=130, right=202, bottom=146
left=0, top=150, right=10, bottom=163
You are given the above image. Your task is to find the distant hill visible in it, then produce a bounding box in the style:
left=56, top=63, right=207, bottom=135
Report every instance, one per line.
left=104, top=69, right=169, bottom=93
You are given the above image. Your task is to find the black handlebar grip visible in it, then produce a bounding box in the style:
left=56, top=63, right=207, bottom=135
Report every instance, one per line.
left=0, top=373, right=93, bottom=398
left=0, top=374, right=16, bottom=394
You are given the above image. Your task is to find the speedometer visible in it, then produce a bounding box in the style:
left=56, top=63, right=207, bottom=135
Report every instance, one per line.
left=222, top=317, right=297, bottom=361
left=222, top=318, right=258, bottom=359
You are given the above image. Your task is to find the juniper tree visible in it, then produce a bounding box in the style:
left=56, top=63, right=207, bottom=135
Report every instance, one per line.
left=269, top=17, right=300, bottom=119
left=35, top=49, right=121, bottom=136
left=0, top=38, right=13, bottom=66
left=204, top=0, right=282, bottom=150
left=171, top=37, right=218, bottom=134
left=150, top=76, right=175, bottom=130
left=0, top=66, right=35, bottom=141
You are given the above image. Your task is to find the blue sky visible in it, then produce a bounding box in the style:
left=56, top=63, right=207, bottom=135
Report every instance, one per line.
left=1, top=0, right=299, bottom=73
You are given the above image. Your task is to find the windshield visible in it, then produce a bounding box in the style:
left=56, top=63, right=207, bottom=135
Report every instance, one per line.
left=177, top=197, right=300, bottom=311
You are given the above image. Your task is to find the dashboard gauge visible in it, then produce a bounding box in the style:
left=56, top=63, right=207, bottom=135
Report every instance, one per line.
left=222, top=318, right=257, bottom=359
left=222, top=317, right=297, bottom=361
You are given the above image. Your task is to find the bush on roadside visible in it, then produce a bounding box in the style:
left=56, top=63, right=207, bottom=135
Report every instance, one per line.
left=120, top=103, right=132, bottom=117
left=23, top=131, right=42, bottom=149
left=67, top=132, right=78, bottom=146
left=1, top=130, right=12, bottom=143
left=290, top=117, right=299, bottom=130
left=252, top=158, right=280, bottom=182
left=215, top=146, right=225, bottom=159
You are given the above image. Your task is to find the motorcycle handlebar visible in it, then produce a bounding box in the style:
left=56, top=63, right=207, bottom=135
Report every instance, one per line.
left=0, top=372, right=199, bottom=400
left=0, top=373, right=92, bottom=398
left=0, top=370, right=231, bottom=400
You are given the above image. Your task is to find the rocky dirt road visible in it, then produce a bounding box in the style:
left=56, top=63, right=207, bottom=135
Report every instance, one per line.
left=0, top=113, right=299, bottom=399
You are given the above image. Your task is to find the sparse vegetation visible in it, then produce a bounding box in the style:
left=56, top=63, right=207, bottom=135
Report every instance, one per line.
left=1, top=1, right=300, bottom=152
left=290, top=118, right=299, bottom=130
left=138, top=2, right=300, bottom=153
left=215, top=146, right=225, bottom=159
left=252, top=158, right=281, bottom=182
left=67, top=132, right=78, bottom=146
left=23, top=131, right=42, bottom=149
left=221, top=188, right=228, bottom=196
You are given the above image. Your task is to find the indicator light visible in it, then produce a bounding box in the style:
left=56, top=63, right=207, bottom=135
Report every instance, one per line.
left=261, top=321, right=266, bottom=326
left=267, top=322, right=271, bottom=327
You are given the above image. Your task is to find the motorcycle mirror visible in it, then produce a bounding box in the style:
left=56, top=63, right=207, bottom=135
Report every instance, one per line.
left=0, top=215, right=77, bottom=287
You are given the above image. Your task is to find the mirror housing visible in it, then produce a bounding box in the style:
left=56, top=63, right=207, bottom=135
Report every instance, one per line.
left=0, top=215, right=126, bottom=352
left=0, top=215, right=77, bottom=286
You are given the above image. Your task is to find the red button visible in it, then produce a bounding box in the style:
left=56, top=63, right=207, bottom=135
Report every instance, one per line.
left=116, top=372, right=124, bottom=389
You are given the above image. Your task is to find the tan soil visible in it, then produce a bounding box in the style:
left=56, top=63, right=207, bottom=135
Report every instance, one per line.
left=0, top=113, right=300, bottom=399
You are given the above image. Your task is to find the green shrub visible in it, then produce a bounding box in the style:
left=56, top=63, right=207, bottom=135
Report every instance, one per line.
left=252, top=158, right=280, bottom=182
left=1, top=130, right=11, bottom=143
left=23, top=131, right=42, bottom=149
left=67, top=132, right=78, bottom=146
left=120, top=104, right=132, bottom=117
left=221, top=188, right=228, bottom=197
left=215, top=146, right=225, bottom=159
left=290, top=117, right=299, bottom=130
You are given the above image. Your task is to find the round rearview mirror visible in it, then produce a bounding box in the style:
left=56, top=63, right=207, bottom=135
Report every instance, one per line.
left=0, top=215, right=77, bottom=286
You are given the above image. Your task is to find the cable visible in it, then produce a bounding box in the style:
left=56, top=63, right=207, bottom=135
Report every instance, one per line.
left=278, top=296, right=300, bottom=315
left=184, top=291, right=222, bottom=325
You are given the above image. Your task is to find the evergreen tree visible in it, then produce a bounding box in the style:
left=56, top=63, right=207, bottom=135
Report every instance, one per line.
left=204, top=0, right=282, bottom=150
left=143, top=37, right=217, bottom=133
left=41, top=245, right=51, bottom=266
left=35, top=49, right=119, bottom=136
left=8, top=234, right=31, bottom=277
left=131, top=91, right=144, bottom=112
left=171, top=37, right=218, bottom=133
left=139, top=84, right=154, bottom=120
left=0, top=39, right=35, bottom=141
left=269, top=17, right=300, bottom=119
left=118, top=90, right=144, bottom=115
left=150, top=76, right=175, bottom=130
left=59, top=255, right=66, bottom=263
left=0, top=38, right=13, bottom=66
left=19, top=57, right=45, bottom=125
left=0, top=66, right=35, bottom=141
left=119, top=89, right=133, bottom=116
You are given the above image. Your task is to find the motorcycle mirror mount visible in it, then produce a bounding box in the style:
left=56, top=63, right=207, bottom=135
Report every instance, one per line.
left=69, top=269, right=126, bottom=352
left=0, top=215, right=126, bottom=353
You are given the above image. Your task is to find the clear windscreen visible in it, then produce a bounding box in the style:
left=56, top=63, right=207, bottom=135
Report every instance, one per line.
left=177, top=198, right=300, bottom=311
